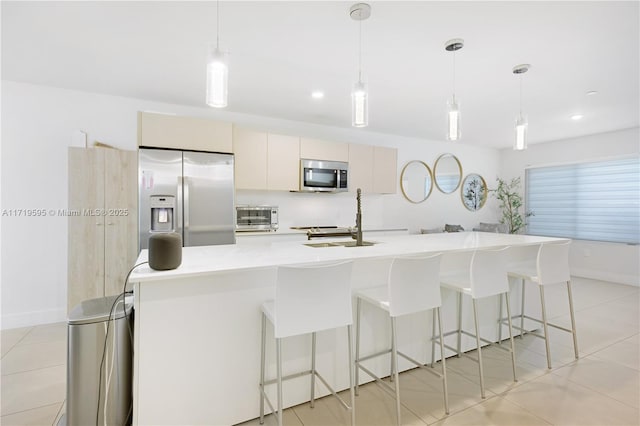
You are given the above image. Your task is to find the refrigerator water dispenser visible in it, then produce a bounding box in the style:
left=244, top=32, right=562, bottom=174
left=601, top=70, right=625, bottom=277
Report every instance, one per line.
left=150, top=195, right=175, bottom=232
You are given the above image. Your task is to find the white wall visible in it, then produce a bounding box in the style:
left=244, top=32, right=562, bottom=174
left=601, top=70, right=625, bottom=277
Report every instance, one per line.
left=1, top=81, right=501, bottom=329
left=500, top=127, right=640, bottom=286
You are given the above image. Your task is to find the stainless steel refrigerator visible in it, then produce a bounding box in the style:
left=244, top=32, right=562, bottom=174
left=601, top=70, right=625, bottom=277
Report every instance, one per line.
left=138, top=148, right=235, bottom=250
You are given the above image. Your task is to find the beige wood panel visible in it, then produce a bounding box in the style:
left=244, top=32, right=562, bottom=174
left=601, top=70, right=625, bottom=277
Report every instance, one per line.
left=232, top=127, right=268, bottom=190
left=104, top=149, right=138, bottom=297
left=68, top=147, right=105, bottom=312
left=373, top=146, right=398, bottom=194
left=347, top=143, right=374, bottom=193
left=267, top=133, right=300, bottom=191
left=300, top=138, right=349, bottom=162
left=138, top=112, right=232, bottom=153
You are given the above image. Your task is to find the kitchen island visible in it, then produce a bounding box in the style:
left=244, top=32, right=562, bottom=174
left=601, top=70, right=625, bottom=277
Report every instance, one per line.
left=130, top=232, right=567, bottom=425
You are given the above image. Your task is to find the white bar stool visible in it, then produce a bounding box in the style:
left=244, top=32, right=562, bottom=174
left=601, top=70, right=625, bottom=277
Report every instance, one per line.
left=354, top=254, right=449, bottom=426
left=259, top=261, right=355, bottom=426
left=437, top=247, right=517, bottom=399
left=500, top=240, right=579, bottom=369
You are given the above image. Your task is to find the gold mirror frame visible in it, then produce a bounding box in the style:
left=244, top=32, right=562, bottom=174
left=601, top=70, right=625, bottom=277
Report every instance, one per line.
left=400, top=160, right=433, bottom=204
left=461, top=173, right=488, bottom=211
left=434, top=153, right=463, bottom=194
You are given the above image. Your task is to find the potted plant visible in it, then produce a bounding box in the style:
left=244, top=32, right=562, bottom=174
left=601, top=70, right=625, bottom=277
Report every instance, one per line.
left=490, top=177, right=533, bottom=234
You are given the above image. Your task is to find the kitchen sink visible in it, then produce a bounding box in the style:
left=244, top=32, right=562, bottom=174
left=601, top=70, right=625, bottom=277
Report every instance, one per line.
left=303, top=241, right=377, bottom=248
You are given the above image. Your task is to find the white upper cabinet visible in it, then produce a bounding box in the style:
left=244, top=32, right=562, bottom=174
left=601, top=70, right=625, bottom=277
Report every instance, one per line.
left=267, top=133, right=300, bottom=191
left=348, top=143, right=374, bottom=193
left=233, top=127, right=301, bottom=191
left=138, top=112, right=232, bottom=153
left=300, top=138, right=349, bottom=162
left=233, top=127, right=268, bottom=190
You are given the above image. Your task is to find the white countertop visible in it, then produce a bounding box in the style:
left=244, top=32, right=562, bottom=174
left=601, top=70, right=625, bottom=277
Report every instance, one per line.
left=131, top=232, right=567, bottom=283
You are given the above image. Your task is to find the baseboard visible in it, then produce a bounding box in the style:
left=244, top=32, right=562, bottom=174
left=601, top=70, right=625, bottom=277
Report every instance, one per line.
left=1, top=308, right=67, bottom=330
left=571, top=268, right=640, bottom=287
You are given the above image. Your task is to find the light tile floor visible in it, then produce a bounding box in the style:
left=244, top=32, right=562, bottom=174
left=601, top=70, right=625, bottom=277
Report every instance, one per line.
left=1, top=277, right=638, bottom=426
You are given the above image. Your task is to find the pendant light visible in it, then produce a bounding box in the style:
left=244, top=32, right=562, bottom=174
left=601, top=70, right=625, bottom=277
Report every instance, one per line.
left=513, top=64, right=530, bottom=150
left=350, top=3, right=371, bottom=128
left=206, top=1, right=228, bottom=108
left=445, top=39, right=464, bottom=141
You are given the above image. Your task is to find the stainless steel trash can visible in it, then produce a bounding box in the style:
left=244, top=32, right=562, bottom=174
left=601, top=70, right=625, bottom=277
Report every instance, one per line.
left=66, top=295, right=133, bottom=426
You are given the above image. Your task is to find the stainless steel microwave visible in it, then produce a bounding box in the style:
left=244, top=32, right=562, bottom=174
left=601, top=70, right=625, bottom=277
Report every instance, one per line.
left=235, top=206, right=279, bottom=232
left=299, top=159, right=348, bottom=192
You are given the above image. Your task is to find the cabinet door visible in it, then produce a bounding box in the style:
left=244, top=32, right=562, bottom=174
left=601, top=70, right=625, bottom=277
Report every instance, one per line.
left=104, top=149, right=138, bottom=297
left=373, top=146, right=398, bottom=194
left=267, top=134, right=300, bottom=191
left=348, top=143, right=374, bottom=193
left=233, top=127, right=268, bottom=190
left=138, top=112, right=232, bottom=153
left=68, top=148, right=105, bottom=312
left=300, top=138, right=348, bottom=162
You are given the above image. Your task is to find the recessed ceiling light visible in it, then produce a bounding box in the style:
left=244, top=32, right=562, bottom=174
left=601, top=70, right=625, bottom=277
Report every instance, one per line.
left=571, top=114, right=584, bottom=120
left=586, top=91, right=598, bottom=96
left=311, top=91, right=324, bottom=99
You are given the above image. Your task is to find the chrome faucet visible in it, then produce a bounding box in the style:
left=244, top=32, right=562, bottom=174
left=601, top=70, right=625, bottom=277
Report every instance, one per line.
left=353, top=188, right=363, bottom=246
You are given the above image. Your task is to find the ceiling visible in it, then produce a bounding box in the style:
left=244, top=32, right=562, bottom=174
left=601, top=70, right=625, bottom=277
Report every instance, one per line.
left=2, top=1, right=639, bottom=148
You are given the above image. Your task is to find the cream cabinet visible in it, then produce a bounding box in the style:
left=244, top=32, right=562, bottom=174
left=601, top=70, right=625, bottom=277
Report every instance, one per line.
left=348, top=143, right=397, bottom=194
left=233, top=127, right=268, bottom=190
left=68, top=147, right=138, bottom=312
left=138, top=111, right=232, bottom=153
left=373, top=146, right=397, bottom=194
left=233, top=127, right=300, bottom=191
left=348, top=143, right=374, bottom=193
left=267, top=133, right=300, bottom=191
left=300, top=138, right=348, bottom=162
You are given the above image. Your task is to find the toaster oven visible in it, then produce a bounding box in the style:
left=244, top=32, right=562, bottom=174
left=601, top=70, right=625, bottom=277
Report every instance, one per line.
left=235, top=206, right=279, bottom=232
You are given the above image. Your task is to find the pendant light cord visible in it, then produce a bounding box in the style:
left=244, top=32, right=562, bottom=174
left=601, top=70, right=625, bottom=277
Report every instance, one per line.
left=358, top=18, right=362, bottom=82
left=519, top=73, right=523, bottom=117
left=452, top=50, right=456, bottom=101
left=216, top=0, right=220, bottom=49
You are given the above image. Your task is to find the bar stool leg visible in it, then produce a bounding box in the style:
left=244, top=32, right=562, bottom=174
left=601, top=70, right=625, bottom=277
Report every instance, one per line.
left=567, top=280, right=579, bottom=359
left=276, top=338, right=283, bottom=426
left=436, top=307, right=450, bottom=415
left=498, top=290, right=504, bottom=344
left=504, top=292, right=518, bottom=382
left=391, top=317, right=401, bottom=425
left=310, top=332, right=317, bottom=408
left=347, top=324, right=356, bottom=426
left=389, top=317, right=395, bottom=382
left=539, top=286, right=552, bottom=369
left=472, top=299, right=486, bottom=399
left=430, top=309, right=437, bottom=368
left=457, top=293, right=463, bottom=358
left=355, top=298, right=362, bottom=396
left=520, top=278, right=526, bottom=338
left=259, top=313, right=266, bottom=424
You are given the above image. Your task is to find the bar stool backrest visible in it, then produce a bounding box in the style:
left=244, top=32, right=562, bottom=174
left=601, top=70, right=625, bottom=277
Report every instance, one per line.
left=388, top=254, right=442, bottom=317
left=274, top=261, right=354, bottom=338
left=469, top=247, right=510, bottom=299
left=537, top=241, right=571, bottom=285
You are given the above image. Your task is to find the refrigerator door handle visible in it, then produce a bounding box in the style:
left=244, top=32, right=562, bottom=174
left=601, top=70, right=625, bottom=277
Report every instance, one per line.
left=176, top=176, right=184, bottom=241
left=183, top=176, right=190, bottom=246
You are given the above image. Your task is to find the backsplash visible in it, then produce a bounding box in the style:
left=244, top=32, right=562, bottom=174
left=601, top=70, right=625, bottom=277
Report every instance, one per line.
left=235, top=190, right=386, bottom=231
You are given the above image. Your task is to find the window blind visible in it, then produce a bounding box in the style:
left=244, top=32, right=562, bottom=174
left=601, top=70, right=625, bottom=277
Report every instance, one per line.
left=526, top=157, right=640, bottom=244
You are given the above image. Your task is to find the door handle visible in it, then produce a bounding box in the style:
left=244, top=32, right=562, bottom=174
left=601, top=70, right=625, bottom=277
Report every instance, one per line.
left=183, top=176, right=190, bottom=246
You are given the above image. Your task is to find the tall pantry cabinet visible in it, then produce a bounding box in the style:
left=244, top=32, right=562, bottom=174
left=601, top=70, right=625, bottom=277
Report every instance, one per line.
left=67, top=147, right=138, bottom=312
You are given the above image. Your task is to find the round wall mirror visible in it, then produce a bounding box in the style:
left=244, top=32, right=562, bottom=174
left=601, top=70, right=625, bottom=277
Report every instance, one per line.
left=400, top=160, right=433, bottom=204
left=434, top=153, right=462, bottom=194
left=461, top=173, right=488, bottom=211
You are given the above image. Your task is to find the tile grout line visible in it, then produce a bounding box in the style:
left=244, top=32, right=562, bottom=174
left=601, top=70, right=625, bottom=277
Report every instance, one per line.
left=1, top=362, right=67, bottom=378
left=0, top=401, right=64, bottom=420
left=1, top=327, right=36, bottom=361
